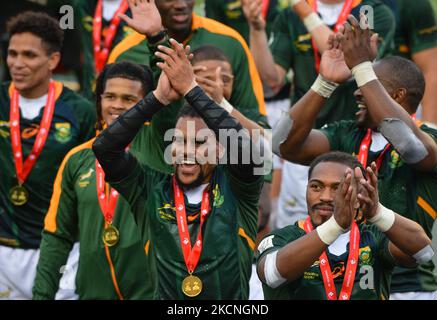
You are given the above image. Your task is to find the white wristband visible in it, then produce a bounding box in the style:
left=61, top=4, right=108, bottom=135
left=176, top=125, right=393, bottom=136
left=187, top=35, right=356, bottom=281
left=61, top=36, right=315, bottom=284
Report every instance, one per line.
left=368, top=203, right=396, bottom=232
left=289, top=0, right=302, bottom=6
left=311, top=74, right=339, bottom=99
left=351, top=61, right=378, bottom=87
left=303, top=12, right=324, bottom=32
left=316, top=215, right=347, bottom=245
left=219, top=98, right=234, bottom=114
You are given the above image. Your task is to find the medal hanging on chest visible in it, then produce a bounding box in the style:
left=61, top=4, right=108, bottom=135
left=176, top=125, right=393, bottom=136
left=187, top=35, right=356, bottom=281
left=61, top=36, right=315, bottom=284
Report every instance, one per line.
left=96, top=160, right=120, bottom=246
left=173, top=176, right=210, bottom=297
left=9, top=81, right=56, bottom=206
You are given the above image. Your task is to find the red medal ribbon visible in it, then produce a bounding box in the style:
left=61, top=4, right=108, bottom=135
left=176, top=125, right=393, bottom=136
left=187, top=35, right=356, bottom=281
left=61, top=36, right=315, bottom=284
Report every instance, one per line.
left=357, top=129, right=391, bottom=169
left=304, top=216, right=360, bottom=300
left=261, top=0, right=270, bottom=19
left=173, top=176, right=210, bottom=274
left=311, top=0, right=354, bottom=73
left=96, top=159, right=119, bottom=224
left=10, top=81, right=56, bottom=185
left=93, top=0, right=129, bottom=74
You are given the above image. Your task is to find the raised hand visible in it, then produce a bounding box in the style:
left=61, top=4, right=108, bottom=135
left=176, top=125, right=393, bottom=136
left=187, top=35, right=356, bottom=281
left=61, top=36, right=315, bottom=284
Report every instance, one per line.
left=154, top=71, right=181, bottom=105
left=119, top=0, right=162, bottom=36
left=155, top=39, right=197, bottom=96
left=335, top=14, right=375, bottom=69
left=333, top=168, right=358, bottom=229
left=319, top=34, right=352, bottom=83
left=357, top=162, right=379, bottom=220
left=194, top=66, right=224, bottom=103
left=241, top=0, right=266, bottom=30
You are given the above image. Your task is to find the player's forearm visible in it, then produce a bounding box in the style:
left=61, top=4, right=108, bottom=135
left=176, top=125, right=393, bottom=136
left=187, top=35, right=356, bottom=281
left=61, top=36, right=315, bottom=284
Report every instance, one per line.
left=292, top=0, right=333, bottom=53
left=385, top=214, right=432, bottom=260
left=249, top=28, right=285, bottom=91
left=185, top=86, right=263, bottom=180
left=92, top=92, right=164, bottom=181
left=420, top=68, right=437, bottom=126
left=276, top=232, right=327, bottom=281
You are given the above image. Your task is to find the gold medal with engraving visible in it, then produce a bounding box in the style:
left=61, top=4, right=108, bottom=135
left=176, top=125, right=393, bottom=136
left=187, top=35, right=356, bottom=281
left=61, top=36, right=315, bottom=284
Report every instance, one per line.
left=182, top=274, right=202, bottom=297
left=9, top=185, right=28, bottom=206
left=102, top=225, right=119, bottom=247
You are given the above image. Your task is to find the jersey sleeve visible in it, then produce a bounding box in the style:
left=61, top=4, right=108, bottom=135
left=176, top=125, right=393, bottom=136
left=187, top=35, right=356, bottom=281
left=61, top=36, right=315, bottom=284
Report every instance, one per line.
left=270, top=9, right=295, bottom=72
left=367, top=224, right=397, bottom=270
left=108, top=159, right=164, bottom=233
left=405, top=0, right=437, bottom=54
left=33, top=153, right=79, bottom=299
left=319, top=120, right=352, bottom=151
left=255, top=225, right=305, bottom=266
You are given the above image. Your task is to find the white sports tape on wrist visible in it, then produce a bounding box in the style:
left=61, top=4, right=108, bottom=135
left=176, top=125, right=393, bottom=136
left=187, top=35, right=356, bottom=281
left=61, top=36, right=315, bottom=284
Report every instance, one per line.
left=311, top=74, right=339, bottom=99
left=289, top=0, right=302, bottom=6
left=316, top=215, right=347, bottom=245
left=303, top=12, right=324, bottom=32
left=413, top=245, right=434, bottom=264
left=368, top=203, right=396, bottom=232
left=219, top=98, right=234, bottom=114
left=351, top=61, right=378, bottom=87
left=264, top=250, right=287, bottom=288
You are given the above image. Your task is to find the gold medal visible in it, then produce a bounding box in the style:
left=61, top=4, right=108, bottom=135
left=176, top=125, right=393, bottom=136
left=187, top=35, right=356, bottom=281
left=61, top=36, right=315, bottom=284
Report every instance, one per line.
left=102, top=225, right=119, bottom=247
left=182, top=274, right=202, bottom=297
left=9, top=185, right=28, bottom=206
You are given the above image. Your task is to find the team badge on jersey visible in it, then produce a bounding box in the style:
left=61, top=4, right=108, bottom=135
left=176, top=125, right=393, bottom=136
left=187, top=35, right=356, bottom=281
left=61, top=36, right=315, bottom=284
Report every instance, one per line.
left=212, top=184, right=224, bottom=208
left=359, top=246, right=372, bottom=265
left=55, top=123, right=72, bottom=143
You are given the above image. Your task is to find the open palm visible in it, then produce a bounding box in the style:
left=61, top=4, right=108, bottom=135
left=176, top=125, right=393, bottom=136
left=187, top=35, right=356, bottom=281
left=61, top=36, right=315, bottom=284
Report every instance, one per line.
left=319, top=48, right=351, bottom=84
left=119, top=0, right=162, bottom=36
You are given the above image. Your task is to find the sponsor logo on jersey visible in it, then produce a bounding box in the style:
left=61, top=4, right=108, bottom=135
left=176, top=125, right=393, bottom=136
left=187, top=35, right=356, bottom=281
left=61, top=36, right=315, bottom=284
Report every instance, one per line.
left=55, top=123, right=72, bottom=143
left=78, top=168, right=94, bottom=188
left=158, top=203, right=176, bottom=221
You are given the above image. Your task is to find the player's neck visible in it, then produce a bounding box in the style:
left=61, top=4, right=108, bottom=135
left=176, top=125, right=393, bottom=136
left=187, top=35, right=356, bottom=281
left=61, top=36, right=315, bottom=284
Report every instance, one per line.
left=18, top=78, right=51, bottom=99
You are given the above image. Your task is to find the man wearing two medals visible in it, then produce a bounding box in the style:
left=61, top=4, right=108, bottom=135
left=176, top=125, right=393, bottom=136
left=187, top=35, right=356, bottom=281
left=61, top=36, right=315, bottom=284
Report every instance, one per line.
left=93, top=39, right=266, bottom=299
left=33, top=62, right=157, bottom=300
left=271, top=15, right=437, bottom=299
left=76, top=0, right=132, bottom=100
left=256, top=151, right=433, bottom=299
left=0, top=12, right=96, bottom=299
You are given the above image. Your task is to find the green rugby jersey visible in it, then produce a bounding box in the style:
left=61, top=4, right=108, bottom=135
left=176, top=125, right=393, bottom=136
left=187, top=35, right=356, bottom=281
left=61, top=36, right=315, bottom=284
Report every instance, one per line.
left=110, top=163, right=263, bottom=299
left=0, top=81, right=96, bottom=249
left=107, top=14, right=268, bottom=173
left=382, top=0, right=437, bottom=58
left=321, top=120, right=437, bottom=293
left=33, top=137, right=156, bottom=300
left=204, top=0, right=289, bottom=44
left=74, top=0, right=135, bottom=100
left=256, top=221, right=396, bottom=300
left=270, top=0, right=395, bottom=128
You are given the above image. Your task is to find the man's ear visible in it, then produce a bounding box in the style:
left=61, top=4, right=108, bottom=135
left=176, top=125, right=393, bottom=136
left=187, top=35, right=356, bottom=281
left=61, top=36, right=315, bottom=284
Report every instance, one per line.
left=48, top=52, right=61, bottom=72
left=392, top=87, right=407, bottom=105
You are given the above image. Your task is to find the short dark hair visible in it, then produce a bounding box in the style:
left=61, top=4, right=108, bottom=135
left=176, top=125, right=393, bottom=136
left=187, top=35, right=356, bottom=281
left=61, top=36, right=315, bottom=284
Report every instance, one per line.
left=377, top=56, right=425, bottom=112
left=191, top=45, right=230, bottom=65
left=308, top=151, right=365, bottom=180
left=7, top=11, right=64, bottom=54
left=95, top=61, right=154, bottom=130
left=176, top=103, right=201, bottom=121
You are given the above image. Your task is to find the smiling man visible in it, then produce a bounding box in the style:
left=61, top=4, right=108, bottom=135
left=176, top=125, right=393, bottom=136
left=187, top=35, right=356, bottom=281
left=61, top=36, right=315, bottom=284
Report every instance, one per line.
left=0, top=11, right=96, bottom=300
left=256, top=151, right=433, bottom=300
left=107, top=0, right=268, bottom=174
left=93, top=39, right=265, bottom=299
left=272, top=15, right=437, bottom=299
